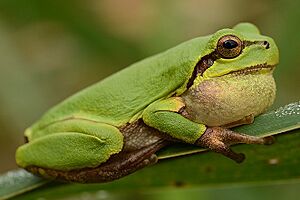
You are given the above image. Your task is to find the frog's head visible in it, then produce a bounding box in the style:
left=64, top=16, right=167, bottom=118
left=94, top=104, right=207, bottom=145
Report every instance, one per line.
left=182, top=23, right=279, bottom=126
left=188, top=23, right=279, bottom=86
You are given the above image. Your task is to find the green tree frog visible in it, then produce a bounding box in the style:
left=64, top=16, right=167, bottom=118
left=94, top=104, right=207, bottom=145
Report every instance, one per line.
left=16, top=23, right=279, bottom=183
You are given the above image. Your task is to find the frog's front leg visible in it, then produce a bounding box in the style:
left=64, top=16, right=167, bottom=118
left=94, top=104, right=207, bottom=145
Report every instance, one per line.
left=143, top=97, right=273, bottom=163
left=195, top=127, right=274, bottom=163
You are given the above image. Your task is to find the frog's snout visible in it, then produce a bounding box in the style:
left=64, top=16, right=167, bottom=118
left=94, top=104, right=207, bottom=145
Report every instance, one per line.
left=24, top=128, right=32, bottom=143
left=254, top=40, right=270, bottom=49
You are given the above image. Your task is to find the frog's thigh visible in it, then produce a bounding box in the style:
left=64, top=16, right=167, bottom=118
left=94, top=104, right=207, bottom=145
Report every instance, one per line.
left=16, top=123, right=123, bottom=171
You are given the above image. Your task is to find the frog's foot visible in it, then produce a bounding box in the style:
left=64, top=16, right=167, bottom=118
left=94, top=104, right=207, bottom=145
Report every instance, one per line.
left=196, top=127, right=274, bottom=163
left=85, top=140, right=166, bottom=183
left=222, top=114, right=254, bottom=128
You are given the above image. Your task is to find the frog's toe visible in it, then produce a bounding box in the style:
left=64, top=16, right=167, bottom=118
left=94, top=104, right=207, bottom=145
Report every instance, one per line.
left=142, top=154, right=158, bottom=166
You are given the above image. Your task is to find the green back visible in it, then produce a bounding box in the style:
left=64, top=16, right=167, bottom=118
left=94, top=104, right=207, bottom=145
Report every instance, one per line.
left=34, top=36, right=212, bottom=128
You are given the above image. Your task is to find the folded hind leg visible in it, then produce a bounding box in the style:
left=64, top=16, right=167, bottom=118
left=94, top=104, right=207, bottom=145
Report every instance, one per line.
left=16, top=119, right=124, bottom=182
left=27, top=139, right=169, bottom=183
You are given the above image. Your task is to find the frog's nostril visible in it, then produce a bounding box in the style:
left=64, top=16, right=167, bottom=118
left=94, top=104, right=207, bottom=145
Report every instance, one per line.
left=264, top=41, right=270, bottom=49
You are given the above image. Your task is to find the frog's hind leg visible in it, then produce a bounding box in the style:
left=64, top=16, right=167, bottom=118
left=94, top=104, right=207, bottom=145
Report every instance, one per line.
left=75, top=139, right=168, bottom=183
left=16, top=120, right=125, bottom=182
left=28, top=139, right=168, bottom=183
left=18, top=118, right=170, bottom=183
left=196, top=127, right=274, bottom=163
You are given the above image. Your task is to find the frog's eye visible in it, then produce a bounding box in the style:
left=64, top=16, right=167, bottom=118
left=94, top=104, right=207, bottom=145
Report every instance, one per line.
left=216, top=35, right=243, bottom=59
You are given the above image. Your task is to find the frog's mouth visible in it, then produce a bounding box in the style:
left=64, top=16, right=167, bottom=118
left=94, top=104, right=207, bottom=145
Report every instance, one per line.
left=226, top=63, right=276, bottom=75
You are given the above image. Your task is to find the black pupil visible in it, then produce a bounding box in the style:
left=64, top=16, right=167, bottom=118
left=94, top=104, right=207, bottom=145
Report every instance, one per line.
left=223, top=39, right=238, bottom=49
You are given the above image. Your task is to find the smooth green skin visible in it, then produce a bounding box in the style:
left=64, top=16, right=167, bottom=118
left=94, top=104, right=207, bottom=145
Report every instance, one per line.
left=16, top=23, right=279, bottom=172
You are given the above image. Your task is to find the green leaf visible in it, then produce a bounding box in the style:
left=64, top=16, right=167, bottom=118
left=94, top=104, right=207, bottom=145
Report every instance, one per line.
left=9, top=129, right=300, bottom=200
left=144, top=179, right=300, bottom=200
left=0, top=101, right=299, bottom=199
left=0, top=170, right=48, bottom=200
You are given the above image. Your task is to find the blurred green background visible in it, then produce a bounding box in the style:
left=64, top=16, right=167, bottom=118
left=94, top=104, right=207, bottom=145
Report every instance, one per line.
left=0, top=0, right=299, bottom=176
